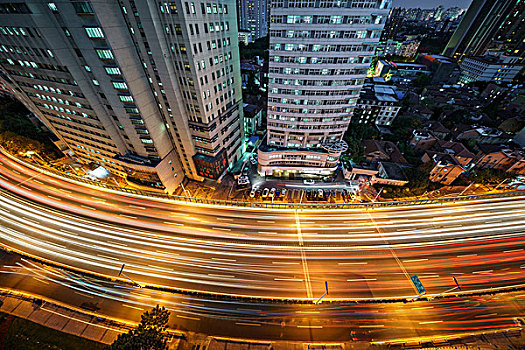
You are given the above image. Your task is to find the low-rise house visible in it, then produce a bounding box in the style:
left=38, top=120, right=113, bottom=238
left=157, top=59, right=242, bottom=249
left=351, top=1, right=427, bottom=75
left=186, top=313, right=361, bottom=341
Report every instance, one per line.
left=410, top=130, right=438, bottom=151
left=435, top=140, right=475, bottom=167
left=475, top=144, right=518, bottom=171
left=416, top=54, right=460, bottom=85
left=243, top=103, right=263, bottom=136
left=423, top=153, right=465, bottom=185
left=343, top=161, right=409, bottom=186
left=362, top=140, right=408, bottom=164
left=457, top=126, right=511, bottom=145
left=423, top=121, right=450, bottom=139
left=375, top=162, right=409, bottom=186
left=409, top=104, right=433, bottom=119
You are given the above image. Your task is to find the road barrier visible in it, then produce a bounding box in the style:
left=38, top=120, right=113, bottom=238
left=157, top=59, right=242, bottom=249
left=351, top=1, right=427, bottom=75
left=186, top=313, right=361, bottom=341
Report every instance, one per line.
left=3, top=148, right=525, bottom=210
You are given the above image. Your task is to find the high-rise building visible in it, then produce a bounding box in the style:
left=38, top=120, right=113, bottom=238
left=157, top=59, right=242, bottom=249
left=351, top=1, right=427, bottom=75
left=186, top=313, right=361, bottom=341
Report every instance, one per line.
left=434, top=5, right=445, bottom=21
left=442, top=0, right=516, bottom=61
left=0, top=0, right=243, bottom=193
left=489, top=0, right=525, bottom=62
left=259, top=0, right=390, bottom=177
left=237, top=0, right=268, bottom=42
left=381, top=7, right=403, bottom=41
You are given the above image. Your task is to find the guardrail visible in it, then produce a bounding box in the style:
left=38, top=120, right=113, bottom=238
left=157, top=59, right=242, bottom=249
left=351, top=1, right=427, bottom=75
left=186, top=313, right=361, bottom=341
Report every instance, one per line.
left=3, top=148, right=525, bottom=210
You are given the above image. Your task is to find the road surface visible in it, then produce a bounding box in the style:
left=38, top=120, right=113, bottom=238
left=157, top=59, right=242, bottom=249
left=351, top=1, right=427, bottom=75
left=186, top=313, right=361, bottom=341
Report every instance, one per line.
left=1, top=152, right=525, bottom=341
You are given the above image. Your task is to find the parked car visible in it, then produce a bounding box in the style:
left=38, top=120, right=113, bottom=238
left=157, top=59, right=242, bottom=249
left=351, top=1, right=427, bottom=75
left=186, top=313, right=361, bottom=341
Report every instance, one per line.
left=303, top=179, right=315, bottom=185
left=281, top=188, right=287, bottom=197
left=249, top=188, right=257, bottom=198
left=237, top=175, right=250, bottom=186
left=269, top=188, right=276, bottom=198
left=262, top=188, right=269, bottom=198
left=317, top=189, right=324, bottom=197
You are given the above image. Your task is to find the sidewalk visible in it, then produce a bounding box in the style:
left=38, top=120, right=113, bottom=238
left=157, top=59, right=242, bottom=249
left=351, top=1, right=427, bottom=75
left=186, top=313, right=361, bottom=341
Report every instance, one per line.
left=0, top=289, right=126, bottom=344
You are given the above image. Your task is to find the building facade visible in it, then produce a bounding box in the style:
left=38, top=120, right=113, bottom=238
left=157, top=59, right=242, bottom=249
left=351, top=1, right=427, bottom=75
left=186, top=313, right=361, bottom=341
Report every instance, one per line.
left=353, top=83, right=400, bottom=126
left=0, top=0, right=243, bottom=193
left=259, top=0, right=390, bottom=177
left=237, top=0, right=268, bottom=42
left=442, top=0, right=517, bottom=61
left=459, top=54, right=523, bottom=84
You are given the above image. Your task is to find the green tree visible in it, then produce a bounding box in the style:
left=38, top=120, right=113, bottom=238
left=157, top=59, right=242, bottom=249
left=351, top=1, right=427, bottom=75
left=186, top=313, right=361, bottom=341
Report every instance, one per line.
left=413, top=73, right=431, bottom=87
left=106, top=305, right=170, bottom=350
left=343, top=137, right=364, bottom=163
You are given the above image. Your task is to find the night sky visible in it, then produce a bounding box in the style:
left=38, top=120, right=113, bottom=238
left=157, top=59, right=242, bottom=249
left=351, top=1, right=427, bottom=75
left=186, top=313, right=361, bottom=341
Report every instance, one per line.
left=393, top=0, right=472, bottom=9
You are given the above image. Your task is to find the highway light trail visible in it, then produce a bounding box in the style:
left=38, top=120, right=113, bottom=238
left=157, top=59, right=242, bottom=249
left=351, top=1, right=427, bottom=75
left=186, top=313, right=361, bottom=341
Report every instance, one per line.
left=1, top=152, right=525, bottom=341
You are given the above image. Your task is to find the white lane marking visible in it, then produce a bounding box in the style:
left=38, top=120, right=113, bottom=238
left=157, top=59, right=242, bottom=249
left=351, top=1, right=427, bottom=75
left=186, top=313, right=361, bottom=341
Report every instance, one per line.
left=164, top=221, right=183, bottom=226
left=402, top=259, right=429, bottom=263
left=504, top=248, right=524, bottom=253
left=47, top=195, right=61, bottom=201
left=97, top=254, right=120, bottom=261
left=128, top=205, right=145, bottom=210
left=122, top=304, right=144, bottom=311
left=457, top=254, right=477, bottom=258
left=274, top=278, right=303, bottom=281
left=236, top=322, right=261, bottom=326
left=472, top=270, right=493, bottom=274
left=419, top=320, right=443, bottom=325
left=211, top=258, right=236, bottom=262
left=176, top=315, right=200, bottom=321
left=338, top=262, right=367, bottom=265
left=347, top=278, right=377, bottom=282
left=119, top=214, right=137, bottom=219
left=272, top=262, right=300, bottom=265
left=208, top=274, right=235, bottom=278
left=212, top=227, right=231, bottom=231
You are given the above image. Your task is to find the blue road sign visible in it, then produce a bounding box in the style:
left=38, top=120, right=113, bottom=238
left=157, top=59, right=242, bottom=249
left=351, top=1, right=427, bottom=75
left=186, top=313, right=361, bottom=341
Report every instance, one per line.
left=411, top=274, right=426, bottom=294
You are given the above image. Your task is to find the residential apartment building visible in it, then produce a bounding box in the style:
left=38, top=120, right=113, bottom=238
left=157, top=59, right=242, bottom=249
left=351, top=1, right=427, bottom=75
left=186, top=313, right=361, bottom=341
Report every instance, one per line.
left=0, top=0, right=243, bottom=193
left=237, top=0, right=268, bottom=42
left=259, top=0, right=390, bottom=177
left=353, top=83, right=400, bottom=126
left=375, top=39, right=420, bottom=58
left=459, top=54, right=523, bottom=84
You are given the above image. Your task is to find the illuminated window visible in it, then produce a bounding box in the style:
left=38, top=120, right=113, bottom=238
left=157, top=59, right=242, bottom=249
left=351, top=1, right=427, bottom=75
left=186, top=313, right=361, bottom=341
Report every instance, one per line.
left=85, top=27, right=104, bottom=38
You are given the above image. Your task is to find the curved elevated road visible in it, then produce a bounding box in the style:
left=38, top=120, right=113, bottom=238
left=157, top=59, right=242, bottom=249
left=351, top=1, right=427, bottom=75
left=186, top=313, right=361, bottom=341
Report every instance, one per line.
left=1, top=152, right=525, bottom=341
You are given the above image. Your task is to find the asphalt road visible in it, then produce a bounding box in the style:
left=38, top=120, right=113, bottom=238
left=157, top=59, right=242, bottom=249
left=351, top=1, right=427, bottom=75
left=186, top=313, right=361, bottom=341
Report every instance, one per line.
left=1, top=152, right=525, bottom=341
left=1, top=253, right=524, bottom=342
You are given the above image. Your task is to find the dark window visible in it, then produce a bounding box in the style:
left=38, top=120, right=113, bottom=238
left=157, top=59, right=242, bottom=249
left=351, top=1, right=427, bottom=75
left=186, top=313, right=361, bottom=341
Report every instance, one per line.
left=71, top=1, right=93, bottom=14
left=0, top=3, right=32, bottom=14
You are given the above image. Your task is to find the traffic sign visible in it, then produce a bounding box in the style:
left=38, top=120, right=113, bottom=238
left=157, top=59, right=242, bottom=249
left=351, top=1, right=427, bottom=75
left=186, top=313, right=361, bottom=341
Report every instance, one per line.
left=411, top=274, right=426, bottom=294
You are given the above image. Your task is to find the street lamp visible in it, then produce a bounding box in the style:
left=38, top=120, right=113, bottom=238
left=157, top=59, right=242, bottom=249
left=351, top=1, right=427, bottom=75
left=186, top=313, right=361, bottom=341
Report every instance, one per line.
left=118, top=264, right=144, bottom=288
left=179, top=181, right=191, bottom=197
